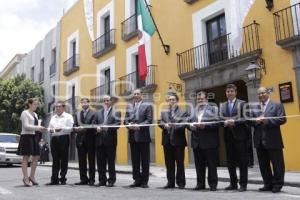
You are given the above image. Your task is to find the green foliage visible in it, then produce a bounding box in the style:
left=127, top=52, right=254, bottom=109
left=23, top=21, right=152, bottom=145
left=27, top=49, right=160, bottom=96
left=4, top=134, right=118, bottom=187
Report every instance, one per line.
left=0, top=74, right=45, bottom=134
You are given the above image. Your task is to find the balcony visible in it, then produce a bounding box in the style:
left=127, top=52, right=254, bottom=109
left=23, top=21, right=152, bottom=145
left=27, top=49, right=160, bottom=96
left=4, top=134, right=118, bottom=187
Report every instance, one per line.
left=177, top=22, right=261, bottom=78
left=92, top=29, right=116, bottom=58
left=273, top=3, right=300, bottom=49
left=121, top=14, right=138, bottom=41
left=50, top=63, right=56, bottom=76
left=90, top=80, right=116, bottom=102
left=64, top=96, right=80, bottom=113
left=118, top=65, right=157, bottom=96
left=63, top=54, right=79, bottom=76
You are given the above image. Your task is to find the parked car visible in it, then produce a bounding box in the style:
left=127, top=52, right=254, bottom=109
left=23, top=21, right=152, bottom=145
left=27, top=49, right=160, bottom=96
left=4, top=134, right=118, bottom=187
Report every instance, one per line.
left=0, top=133, right=22, bottom=166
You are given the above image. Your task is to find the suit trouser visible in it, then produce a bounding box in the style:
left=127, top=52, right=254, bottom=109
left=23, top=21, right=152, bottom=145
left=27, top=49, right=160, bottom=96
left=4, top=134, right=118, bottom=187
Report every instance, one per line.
left=256, top=146, right=285, bottom=189
left=193, top=147, right=218, bottom=188
left=225, top=134, right=248, bottom=187
left=130, top=142, right=150, bottom=184
left=163, top=144, right=185, bottom=186
left=77, top=139, right=96, bottom=182
left=96, top=145, right=116, bottom=184
left=50, top=135, right=69, bottom=183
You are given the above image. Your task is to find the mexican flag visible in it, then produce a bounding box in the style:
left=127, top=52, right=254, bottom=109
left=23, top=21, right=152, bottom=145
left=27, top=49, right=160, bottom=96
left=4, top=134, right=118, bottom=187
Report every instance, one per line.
left=137, top=0, right=156, bottom=81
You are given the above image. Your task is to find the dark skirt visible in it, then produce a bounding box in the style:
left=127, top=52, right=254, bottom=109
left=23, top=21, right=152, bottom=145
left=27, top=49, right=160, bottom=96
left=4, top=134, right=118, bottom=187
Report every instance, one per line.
left=17, top=134, right=40, bottom=156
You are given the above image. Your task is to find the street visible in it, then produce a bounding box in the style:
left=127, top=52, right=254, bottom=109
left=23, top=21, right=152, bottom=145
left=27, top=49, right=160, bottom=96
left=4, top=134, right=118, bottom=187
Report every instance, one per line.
left=0, top=165, right=300, bottom=200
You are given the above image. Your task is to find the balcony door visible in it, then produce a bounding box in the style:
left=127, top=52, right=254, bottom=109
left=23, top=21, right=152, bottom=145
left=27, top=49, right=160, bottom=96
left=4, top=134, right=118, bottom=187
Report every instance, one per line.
left=135, top=55, right=145, bottom=89
left=206, top=14, right=228, bottom=65
left=104, top=68, right=111, bottom=95
left=72, top=41, right=76, bottom=66
left=104, top=15, right=110, bottom=48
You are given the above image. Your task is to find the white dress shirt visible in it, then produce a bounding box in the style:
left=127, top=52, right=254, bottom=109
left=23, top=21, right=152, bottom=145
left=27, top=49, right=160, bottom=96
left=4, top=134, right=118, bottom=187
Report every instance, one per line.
left=49, top=112, right=74, bottom=136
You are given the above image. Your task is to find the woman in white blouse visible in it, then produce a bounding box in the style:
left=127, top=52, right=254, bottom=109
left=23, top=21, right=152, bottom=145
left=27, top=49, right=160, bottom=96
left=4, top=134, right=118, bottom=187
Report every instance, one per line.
left=17, top=98, right=46, bottom=186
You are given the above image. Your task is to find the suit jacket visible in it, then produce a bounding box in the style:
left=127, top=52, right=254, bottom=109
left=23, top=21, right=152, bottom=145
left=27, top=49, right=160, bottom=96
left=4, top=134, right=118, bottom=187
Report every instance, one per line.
left=220, top=99, right=250, bottom=141
left=187, top=104, right=220, bottom=149
left=93, top=106, right=121, bottom=146
left=73, top=109, right=96, bottom=148
left=250, top=100, right=286, bottom=149
left=124, top=101, right=153, bottom=143
left=158, top=106, right=188, bottom=146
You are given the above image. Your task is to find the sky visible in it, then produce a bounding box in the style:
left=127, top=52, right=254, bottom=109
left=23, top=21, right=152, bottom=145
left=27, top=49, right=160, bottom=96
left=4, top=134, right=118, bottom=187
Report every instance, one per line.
left=0, top=0, right=78, bottom=71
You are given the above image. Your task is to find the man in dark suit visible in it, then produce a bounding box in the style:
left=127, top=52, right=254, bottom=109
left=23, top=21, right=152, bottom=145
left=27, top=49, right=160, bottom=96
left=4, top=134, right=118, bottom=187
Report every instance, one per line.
left=73, top=98, right=96, bottom=186
left=188, top=91, right=219, bottom=191
left=93, top=95, right=121, bottom=187
left=158, top=92, right=187, bottom=189
left=124, top=89, right=153, bottom=188
left=220, top=84, right=249, bottom=191
left=250, top=87, right=286, bottom=193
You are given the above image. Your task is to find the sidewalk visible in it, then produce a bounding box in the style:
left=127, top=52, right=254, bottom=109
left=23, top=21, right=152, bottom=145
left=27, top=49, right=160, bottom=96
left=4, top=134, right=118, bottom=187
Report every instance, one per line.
left=40, top=162, right=300, bottom=187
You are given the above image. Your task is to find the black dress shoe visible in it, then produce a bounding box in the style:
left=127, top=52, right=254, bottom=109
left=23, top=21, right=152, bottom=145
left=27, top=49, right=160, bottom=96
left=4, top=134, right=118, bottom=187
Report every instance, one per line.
left=74, top=181, right=88, bottom=185
left=129, top=182, right=141, bottom=188
left=96, top=182, right=106, bottom=187
left=210, top=187, right=217, bottom=191
left=163, top=184, right=175, bottom=189
left=193, top=185, right=205, bottom=190
left=89, top=181, right=95, bottom=186
left=178, top=185, right=185, bottom=189
left=272, top=187, right=281, bottom=193
left=46, top=181, right=59, bottom=186
left=259, top=185, right=272, bottom=191
left=140, top=183, right=149, bottom=188
left=60, top=181, right=66, bottom=185
left=225, top=184, right=238, bottom=190
left=238, top=186, right=247, bottom=192
left=107, top=182, right=114, bottom=187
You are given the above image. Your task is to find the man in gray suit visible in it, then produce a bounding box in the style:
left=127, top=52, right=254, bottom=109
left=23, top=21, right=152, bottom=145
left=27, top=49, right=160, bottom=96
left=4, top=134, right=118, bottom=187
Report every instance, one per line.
left=93, top=95, right=121, bottom=187
left=124, top=89, right=153, bottom=188
left=250, top=87, right=286, bottom=193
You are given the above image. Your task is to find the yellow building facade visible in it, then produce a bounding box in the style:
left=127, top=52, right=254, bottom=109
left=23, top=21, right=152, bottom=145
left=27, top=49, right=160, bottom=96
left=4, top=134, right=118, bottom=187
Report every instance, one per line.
left=58, top=0, right=300, bottom=170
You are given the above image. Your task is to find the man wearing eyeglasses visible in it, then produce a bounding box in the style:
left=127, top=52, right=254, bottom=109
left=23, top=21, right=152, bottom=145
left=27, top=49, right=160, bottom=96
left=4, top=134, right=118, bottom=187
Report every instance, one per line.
left=46, top=101, right=74, bottom=185
left=250, top=87, right=286, bottom=193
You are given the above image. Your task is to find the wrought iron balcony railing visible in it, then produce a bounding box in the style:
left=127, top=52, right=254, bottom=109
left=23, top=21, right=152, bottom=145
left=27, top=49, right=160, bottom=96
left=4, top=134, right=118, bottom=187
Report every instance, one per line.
left=50, top=63, right=56, bottom=76
left=90, top=80, right=116, bottom=102
left=273, top=3, right=300, bottom=44
left=92, top=29, right=116, bottom=58
left=177, top=22, right=260, bottom=76
left=118, top=65, right=157, bottom=95
left=63, top=54, right=79, bottom=76
left=121, top=14, right=138, bottom=41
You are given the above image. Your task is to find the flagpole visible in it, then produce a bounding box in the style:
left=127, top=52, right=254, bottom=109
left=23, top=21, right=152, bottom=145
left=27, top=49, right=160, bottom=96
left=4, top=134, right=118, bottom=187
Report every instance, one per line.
left=143, top=0, right=170, bottom=55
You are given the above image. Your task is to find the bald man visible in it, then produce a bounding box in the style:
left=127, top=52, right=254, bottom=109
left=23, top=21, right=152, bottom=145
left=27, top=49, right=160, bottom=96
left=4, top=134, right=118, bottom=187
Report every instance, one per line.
left=250, top=87, right=286, bottom=193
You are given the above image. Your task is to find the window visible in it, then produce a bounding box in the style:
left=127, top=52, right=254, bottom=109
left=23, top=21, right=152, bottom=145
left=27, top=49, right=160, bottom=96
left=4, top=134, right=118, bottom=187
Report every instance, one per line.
left=39, top=58, right=44, bottom=82
left=31, top=66, right=35, bottom=81
left=206, top=14, right=228, bottom=64
left=104, top=68, right=111, bottom=95
left=50, top=48, right=56, bottom=75
left=104, top=15, right=110, bottom=47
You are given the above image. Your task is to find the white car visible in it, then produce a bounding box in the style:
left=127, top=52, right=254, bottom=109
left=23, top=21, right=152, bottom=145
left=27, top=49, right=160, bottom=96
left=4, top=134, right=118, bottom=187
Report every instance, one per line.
left=0, top=133, right=22, bottom=165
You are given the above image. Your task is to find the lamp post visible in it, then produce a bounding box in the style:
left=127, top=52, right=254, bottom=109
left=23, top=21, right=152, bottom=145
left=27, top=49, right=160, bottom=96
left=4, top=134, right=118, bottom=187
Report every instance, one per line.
left=245, top=61, right=261, bottom=88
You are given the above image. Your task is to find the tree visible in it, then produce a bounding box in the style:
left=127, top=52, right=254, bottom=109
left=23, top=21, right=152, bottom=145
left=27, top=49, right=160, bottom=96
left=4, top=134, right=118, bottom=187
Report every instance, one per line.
left=0, top=74, right=44, bottom=134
